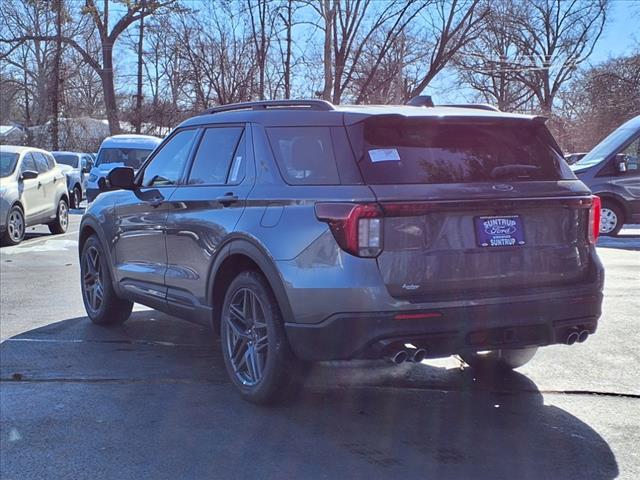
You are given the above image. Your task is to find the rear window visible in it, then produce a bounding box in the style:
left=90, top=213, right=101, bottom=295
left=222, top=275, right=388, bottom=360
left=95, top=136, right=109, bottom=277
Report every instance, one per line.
left=52, top=153, right=78, bottom=167
left=267, top=127, right=340, bottom=185
left=351, top=118, right=570, bottom=184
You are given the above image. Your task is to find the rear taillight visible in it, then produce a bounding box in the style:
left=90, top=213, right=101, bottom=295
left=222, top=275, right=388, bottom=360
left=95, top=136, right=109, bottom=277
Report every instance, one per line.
left=588, top=196, right=601, bottom=244
left=315, top=203, right=383, bottom=257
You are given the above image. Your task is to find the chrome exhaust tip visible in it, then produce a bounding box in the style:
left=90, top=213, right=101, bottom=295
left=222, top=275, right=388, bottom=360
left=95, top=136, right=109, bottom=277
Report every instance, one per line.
left=577, top=330, right=589, bottom=343
left=388, top=350, right=408, bottom=364
left=411, top=348, right=427, bottom=363
left=566, top=331, right=579, bottom=345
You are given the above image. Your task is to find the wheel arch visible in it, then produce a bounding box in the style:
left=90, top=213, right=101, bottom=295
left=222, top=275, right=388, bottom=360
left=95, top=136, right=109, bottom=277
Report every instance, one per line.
left=207, top=238, right=294, bottom=335
left=78, top=218, right=122, bottom=296
left=596, top=193, right=628, bottom=222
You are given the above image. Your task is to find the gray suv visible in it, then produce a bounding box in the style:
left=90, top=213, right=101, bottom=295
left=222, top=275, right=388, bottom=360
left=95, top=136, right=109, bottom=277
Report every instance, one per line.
left=78, top=99, right=604, bottom=404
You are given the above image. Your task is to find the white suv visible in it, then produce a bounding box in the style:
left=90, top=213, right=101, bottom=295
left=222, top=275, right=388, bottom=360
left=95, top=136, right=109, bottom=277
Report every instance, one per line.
left=0, top=145, right=70, bottom=245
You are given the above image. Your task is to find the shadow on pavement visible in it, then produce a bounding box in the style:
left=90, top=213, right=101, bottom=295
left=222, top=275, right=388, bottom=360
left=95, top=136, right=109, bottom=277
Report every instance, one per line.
left=0, top=311, right=619, bottom=479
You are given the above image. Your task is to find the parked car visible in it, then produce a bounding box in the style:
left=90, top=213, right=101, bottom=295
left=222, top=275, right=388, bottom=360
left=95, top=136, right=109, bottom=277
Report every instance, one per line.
left=564, top=152, right=587, bottom=165
left=51, top=151, right=94, bottom=208
left=571, top=115, right=640, bottom=235
left=79, top=98, right=604, bottom=404
left=85, top=134, right=161, bottom=202
left=1, top=145, right=69, bottom=245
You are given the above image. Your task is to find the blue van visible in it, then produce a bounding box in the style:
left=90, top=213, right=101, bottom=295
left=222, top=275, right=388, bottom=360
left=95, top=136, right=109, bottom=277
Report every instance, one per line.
left=571, top=116, right=640, bottom=235
left=86, top=134, right=162, bottom=202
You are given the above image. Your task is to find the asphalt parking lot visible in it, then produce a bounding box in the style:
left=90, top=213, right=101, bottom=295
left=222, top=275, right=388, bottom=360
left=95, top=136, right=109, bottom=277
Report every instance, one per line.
left=1, top=211, right=639, bottom=479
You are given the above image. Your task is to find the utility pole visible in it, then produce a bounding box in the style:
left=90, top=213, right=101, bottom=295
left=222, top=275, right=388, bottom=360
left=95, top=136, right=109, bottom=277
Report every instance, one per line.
left=51, top=0, right=63, bottom=150
left=135, top=0, right=145, bottom=134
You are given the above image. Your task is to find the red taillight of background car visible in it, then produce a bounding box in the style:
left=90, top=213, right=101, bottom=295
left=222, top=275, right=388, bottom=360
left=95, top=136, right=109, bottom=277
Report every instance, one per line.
left=588, top=195, right=601, bottom=244
left=315, top=203, right=383, bottom=257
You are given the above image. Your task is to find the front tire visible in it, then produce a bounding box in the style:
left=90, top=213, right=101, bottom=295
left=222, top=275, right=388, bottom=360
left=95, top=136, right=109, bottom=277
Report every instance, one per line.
left=70, top=186, right=82, bottom=209
left=48, top=198, right=69, bottom=234
left=458, top=347, right=538, bottom=371
left=81, top=235, right=133, bottom=325
left=220, top=271, right=302, bottom=404
left=599, top=201, right=623, bottom=236
left=1, top=206, right=25, bottom=246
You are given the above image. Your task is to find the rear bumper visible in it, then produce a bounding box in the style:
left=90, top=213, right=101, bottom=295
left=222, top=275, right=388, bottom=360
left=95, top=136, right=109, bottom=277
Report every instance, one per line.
left=285, top=291, right=602, bottom=361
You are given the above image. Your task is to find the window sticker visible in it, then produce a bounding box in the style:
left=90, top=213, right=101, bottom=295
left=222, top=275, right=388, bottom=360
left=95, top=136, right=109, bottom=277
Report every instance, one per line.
left=368, top=148, right=401, bottom=163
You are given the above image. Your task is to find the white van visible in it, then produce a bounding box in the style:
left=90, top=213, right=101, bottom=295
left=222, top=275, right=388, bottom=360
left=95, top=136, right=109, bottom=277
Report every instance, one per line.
left=86, top=134, right=162, bottom=202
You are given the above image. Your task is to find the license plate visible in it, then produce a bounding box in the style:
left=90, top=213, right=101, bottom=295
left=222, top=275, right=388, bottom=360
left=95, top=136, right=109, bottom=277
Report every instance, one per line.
left=475, top=215, right=525, bottom=247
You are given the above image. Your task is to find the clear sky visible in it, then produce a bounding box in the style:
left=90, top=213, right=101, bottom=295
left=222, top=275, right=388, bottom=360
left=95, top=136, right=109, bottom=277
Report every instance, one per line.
left=589, top=0, right=639, bottom=64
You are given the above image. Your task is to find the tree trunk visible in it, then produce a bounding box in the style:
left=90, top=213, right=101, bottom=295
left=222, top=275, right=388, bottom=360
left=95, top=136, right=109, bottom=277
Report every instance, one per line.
left=51, top=0, right=62, bottom=150
left=135, top=1, right=145, bottom=134
left=322, top=0, right=334, bottom=101
left=101, top=43, right=120, bottom=135
left=283, top=0, right=292, bottom=98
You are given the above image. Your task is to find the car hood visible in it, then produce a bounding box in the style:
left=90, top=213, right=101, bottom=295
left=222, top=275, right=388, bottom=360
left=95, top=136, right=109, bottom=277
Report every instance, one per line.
left=57, top=164, right=74, bottom=173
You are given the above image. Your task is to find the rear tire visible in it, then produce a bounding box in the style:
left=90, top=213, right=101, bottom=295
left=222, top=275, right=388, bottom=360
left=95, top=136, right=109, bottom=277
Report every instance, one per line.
left=458, top=347, right=538, bottom=371
left=1, top=205, right=25, bottom=246
left=220, top=270, right=304, bottom=404
left=81, top=235, right=133, bottom=325
left=599, top=201, right=623, bottom=236
left=48, top=198, right=69, bottom=234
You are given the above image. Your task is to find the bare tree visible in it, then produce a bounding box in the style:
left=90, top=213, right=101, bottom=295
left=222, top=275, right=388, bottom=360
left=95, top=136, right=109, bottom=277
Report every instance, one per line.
left=455, top=0, right=534, bottom=111
left=403, top=0, right=487, bottom=101
left=511, top=0, right=609, bottom=114
left=1, top=0, right=179, bottom=134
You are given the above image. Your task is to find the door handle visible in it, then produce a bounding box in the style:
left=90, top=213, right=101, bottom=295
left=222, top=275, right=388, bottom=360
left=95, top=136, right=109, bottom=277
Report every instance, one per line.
left=148, top=197, right=164, bottom=208
left=216, top=192, right=239, bottom=206
left=37, top=181, right=42, bottom=189
left=53, top=176, right=57, bottom=183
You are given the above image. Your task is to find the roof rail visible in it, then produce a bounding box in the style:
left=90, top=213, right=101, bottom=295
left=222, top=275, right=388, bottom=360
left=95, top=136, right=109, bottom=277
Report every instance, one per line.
left=406, top=95, right=434, bottom=107
left=203, top=99, right=335, bottom=115
left=441, top=103, right=500, bottom=112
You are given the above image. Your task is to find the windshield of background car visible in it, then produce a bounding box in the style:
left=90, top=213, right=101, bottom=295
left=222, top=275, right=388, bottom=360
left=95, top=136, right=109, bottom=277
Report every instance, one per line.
left=349, top=118, right=571, bottom=184
left=0, top=152, right=19, bottom=177
left=95, top=148, right=153, bottom=168
left=52, top=153, right=79, bottom=168
left=573, top=126, right=638, bottom=170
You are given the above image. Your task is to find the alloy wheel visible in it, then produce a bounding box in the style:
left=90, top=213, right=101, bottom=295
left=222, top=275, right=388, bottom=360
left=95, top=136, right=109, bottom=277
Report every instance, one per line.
left=223, top=287, right=269, bottom=386
left=600, top=207, right=617, bottom=234
left=82, top=245, right=104, bottom=313
left=7, top=210, right=24, bottom=243
left=59, top=200, right=69, bottom=230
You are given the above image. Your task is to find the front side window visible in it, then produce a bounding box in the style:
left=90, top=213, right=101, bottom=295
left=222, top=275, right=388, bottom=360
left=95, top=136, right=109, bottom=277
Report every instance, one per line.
left=267, top=127, right=340, bottom=185
left=619, top=136, right=640, bottom=175
left=142, top=129, right=197, bottom=187
left=20, top=153, right=37, bottom=173
left=188, top=127, right=244, bottom=185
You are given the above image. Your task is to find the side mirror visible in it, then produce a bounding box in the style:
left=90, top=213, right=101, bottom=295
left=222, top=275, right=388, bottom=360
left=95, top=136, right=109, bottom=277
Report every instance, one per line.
left=615, top=154, right=627, bottom=173
left=82, top=166, right=91, bottom=174
left=107, top=167, right=136, bottom=190
left=21, top=170, right=38, bottom=180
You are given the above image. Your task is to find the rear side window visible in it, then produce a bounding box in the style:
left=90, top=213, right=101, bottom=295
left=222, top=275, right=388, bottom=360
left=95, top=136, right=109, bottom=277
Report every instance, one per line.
left=188, top=127, right=244, bottom=185
left=267, top=127, right=340, bottom=185
left=350, top=119, right=569, bottom=184
left=33, top=152, right=50, bottom=173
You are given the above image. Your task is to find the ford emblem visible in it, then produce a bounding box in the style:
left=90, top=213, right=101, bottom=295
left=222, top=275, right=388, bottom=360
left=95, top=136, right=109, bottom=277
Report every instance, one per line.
left=492, top=184, right=514, bottom=192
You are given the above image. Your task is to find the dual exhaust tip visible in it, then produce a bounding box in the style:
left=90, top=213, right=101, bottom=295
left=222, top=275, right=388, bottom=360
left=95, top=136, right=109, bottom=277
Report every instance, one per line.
left=565, top=328, right=590, bottom=346
left=388, top=347, right=427, bottom=364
